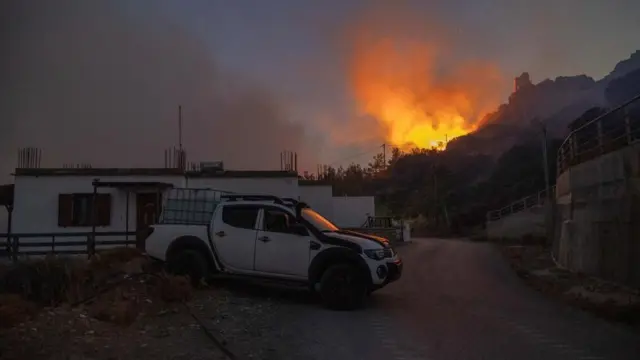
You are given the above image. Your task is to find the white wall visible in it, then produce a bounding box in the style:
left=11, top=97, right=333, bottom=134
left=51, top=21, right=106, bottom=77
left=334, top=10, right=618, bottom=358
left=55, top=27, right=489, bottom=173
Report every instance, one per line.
left=186, top=177, right=299, bottom=199
left=332, top=196, right=375, bottom=228
left=12, top=175, right=299, bottom=247
left=299, top=185, right=334, bottom=221
left=11, top=174, right=375, bottom=252
left=12, top=175, right=184, bottom=251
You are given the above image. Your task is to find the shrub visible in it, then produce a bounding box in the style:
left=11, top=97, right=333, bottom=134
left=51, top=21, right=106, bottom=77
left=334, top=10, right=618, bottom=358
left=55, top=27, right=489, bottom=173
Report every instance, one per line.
left=0, top=247, right=195, bottom=328
left=1, top=256, right=83, bottom=306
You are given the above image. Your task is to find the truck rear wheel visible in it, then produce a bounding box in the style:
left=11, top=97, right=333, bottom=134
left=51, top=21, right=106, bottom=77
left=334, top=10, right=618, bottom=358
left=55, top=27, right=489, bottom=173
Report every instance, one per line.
left=166, top=249, right=208, bottom=285
left=318, top=263, right=367, bottom=310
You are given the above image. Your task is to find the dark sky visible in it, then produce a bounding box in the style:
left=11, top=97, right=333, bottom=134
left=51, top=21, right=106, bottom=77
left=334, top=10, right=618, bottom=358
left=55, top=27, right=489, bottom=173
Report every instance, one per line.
left=1, top=0, right=639, bottom=181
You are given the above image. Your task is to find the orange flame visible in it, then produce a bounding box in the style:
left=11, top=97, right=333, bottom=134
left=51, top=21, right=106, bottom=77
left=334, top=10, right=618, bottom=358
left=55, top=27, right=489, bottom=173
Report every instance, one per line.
left=349, top=32, right=505, bottom=150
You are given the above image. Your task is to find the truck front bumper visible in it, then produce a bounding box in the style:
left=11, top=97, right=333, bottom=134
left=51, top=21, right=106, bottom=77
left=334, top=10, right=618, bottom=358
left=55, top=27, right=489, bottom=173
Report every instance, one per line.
left=386, top=258, right=403, bottom=283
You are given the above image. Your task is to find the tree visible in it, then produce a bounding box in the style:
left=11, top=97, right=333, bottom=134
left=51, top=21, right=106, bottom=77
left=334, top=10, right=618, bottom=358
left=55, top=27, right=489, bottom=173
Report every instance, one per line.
left=313, top=137, right=560, bottom=233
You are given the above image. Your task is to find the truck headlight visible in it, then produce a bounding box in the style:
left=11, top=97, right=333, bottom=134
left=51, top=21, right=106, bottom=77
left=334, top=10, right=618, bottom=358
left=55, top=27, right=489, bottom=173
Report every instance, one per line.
left=364, top=249, right=385, bottom=261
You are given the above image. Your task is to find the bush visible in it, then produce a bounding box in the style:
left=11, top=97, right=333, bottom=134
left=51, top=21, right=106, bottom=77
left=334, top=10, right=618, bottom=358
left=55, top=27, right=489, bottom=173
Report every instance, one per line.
left=0, top=247, right=196, bottom=328
left=1, top=256, right=84, bottom=305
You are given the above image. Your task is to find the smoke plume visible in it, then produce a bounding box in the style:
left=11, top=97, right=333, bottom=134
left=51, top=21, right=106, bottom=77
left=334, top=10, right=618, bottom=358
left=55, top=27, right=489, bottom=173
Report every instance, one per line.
left=0, top=0, right=316, bottom=182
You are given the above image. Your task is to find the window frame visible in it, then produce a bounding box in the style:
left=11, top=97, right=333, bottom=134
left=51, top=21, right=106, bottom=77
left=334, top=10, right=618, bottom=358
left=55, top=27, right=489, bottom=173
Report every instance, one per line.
left=220, top=204, right=260, bottom=230
left=260, top=205, right=309, bottom=236
left=58, top=193, right=112, bottom=227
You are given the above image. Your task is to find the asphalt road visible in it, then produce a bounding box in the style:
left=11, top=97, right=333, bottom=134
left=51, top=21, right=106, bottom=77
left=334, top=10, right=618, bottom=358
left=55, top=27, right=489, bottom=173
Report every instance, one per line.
left=269, top=238, right=640, bottom=360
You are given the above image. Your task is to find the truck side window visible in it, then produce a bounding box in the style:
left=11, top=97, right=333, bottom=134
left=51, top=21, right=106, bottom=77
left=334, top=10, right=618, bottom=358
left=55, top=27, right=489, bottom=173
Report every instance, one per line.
left=263, top=208, right=294, bottom=234
left=222, top=205, right=259, bottom=230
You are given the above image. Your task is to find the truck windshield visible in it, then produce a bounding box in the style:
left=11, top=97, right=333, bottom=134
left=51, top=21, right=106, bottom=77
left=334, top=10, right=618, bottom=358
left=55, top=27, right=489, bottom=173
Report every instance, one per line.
left=302, top=208, right=339, bottom=232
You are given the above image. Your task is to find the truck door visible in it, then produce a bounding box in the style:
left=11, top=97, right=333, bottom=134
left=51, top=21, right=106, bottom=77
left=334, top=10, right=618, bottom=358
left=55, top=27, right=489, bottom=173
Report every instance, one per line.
left=210, top=204, right=259, bottom=271
left=254, top=205, right=311, bottom=277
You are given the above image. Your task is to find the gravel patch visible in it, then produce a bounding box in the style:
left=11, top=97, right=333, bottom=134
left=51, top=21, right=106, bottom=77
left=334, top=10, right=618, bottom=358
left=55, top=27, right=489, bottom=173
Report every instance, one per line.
left=0, top=285, right=298, bottom=360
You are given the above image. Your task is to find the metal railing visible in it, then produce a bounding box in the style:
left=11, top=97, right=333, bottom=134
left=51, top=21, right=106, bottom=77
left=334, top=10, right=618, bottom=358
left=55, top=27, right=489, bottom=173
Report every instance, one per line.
left=0, top=231, right=137, bottom=262
left=486, top=186, right=555, bottom=222
left=557, top=94, right=640, bottom=174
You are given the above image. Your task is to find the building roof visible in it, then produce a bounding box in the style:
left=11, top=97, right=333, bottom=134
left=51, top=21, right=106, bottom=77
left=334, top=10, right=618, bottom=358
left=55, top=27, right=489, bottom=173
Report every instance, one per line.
left=185, top=170, right=298, bottom=178
left=92, top=180, right=175, bottom=190
left=13, top=168, right=299, bottom=178
left=14, top=168, right=184, bottom=177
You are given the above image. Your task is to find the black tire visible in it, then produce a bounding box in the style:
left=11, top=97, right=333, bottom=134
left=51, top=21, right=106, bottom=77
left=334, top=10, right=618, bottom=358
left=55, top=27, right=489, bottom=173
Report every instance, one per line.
left=166, top=249, right=209, bottom=285
left=318, top=263, right=367, bottom=310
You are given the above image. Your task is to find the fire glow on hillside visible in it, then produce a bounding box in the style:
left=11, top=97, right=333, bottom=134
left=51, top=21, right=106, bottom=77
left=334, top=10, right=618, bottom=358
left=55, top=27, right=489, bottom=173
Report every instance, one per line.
left=349, top=34, right=505, bottom=150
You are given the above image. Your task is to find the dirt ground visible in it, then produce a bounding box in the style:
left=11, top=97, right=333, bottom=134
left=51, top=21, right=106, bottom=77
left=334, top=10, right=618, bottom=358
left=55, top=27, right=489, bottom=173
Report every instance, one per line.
left=0, top=250, right=292, bottom=360
left=502, top=244, right=640, bottom=329
left=0, top=287, right=286, bottom=360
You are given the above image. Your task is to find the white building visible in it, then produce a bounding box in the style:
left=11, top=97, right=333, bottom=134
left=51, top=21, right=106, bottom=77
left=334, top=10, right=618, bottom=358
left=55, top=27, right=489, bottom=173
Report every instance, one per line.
left=298, top=180, right=374, bottom=228
left=4, top=168, right=375, bottom=254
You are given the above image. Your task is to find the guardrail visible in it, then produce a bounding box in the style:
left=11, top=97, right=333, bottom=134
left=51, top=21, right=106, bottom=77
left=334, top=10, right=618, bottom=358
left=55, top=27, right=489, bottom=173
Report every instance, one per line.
left=486, top=186, right=555, bottom=222
left=557, top=94, right=640, bottom=174
left=0, top=231, right=137, bottom=262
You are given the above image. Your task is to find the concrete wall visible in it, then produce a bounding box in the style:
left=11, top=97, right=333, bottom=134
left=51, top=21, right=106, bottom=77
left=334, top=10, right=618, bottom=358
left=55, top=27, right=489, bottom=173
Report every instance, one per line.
left=9, top=174, right=378, bottom=252
left=299, top=188, right=374, bottom=228
left=11, top=175, right=185, bottom=251
left=486, top=205, right=547, bottom=240
left=299, top=185, right=334, bottom=220
left=12, top=175, right=299, bottom=238
left=332, top=196, right=375, bottom=228
left=555, top=141, right=640, bottom=287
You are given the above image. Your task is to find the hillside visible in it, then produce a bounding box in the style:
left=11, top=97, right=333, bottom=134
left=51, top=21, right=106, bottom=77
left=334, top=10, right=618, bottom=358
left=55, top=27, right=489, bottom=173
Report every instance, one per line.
left=447, top=50, right=640, bottom=157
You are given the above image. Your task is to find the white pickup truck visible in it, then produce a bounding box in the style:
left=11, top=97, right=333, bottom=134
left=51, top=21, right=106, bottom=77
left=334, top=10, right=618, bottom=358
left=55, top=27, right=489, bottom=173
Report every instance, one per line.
left=145, top=189, right=402, bottom=310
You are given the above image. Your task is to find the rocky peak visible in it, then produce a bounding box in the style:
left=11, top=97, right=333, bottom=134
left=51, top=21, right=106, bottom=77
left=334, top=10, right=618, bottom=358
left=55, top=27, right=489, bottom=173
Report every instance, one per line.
left=607, top=50, right=640, bottom=80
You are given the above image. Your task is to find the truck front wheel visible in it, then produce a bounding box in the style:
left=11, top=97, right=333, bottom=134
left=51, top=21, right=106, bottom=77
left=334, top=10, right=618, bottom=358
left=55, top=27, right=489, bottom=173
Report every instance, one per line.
left=166, top=249, right=208, bottom=285
left=318, top=263, right=367, bottom=310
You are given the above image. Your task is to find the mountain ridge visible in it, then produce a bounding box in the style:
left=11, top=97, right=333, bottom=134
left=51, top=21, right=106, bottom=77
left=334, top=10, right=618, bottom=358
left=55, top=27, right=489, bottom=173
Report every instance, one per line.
left=446, top=50, right=640, bottom=157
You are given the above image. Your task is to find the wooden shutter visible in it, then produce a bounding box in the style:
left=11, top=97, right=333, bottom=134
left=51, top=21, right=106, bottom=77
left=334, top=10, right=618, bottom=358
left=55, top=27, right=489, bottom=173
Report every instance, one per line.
left=95, top=194, right=112, bottom=226
left=58, top=194, right=73, bottom=227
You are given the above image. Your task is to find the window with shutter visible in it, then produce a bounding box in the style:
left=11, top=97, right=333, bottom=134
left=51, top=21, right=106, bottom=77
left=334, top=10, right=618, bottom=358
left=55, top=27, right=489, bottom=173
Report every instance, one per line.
left=58, top=194, right=74, bottom=227
left=58, top=193, right=113, bottom=227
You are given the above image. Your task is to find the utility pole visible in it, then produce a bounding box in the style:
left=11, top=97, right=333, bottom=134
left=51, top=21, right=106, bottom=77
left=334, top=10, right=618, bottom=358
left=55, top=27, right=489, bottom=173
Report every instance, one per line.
left=539, top=119, right=554, bottom=246
left=381, top=143, right=386, bottom=169
left=540, top=121, right=551, bottom=203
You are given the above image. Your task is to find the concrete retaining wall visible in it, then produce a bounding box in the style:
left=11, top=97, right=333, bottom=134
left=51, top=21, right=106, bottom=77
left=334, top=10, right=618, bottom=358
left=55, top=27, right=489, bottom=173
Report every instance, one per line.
left=555, top=141, right=640, bottom=287
left=486, top=205, right=547, bottom=240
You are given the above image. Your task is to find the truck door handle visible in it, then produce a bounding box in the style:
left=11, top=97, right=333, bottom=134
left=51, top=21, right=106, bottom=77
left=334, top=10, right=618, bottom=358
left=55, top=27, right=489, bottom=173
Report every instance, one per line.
left=258, top=236, right=271, bottom=242
left=215, top=231, right=226, bottom=237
